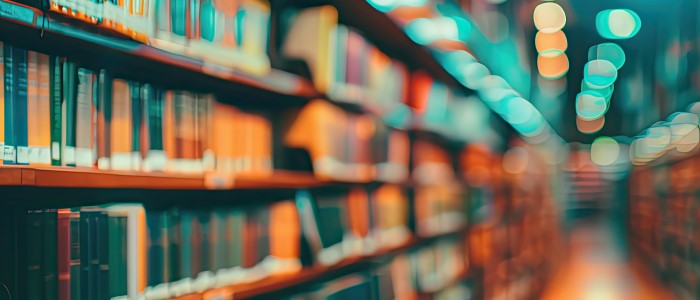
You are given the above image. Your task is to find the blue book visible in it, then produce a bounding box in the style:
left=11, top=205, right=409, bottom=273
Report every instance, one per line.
left=14, top=47, right=28, bottom=165
left=3, top=44, right=15, bottom=164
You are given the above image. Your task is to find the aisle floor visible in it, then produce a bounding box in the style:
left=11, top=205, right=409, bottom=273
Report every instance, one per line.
left=540, top=219, right=676, bottom=300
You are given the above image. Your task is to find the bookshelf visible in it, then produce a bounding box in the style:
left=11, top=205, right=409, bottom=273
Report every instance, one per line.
left=0, top=0, right=562, bottom=300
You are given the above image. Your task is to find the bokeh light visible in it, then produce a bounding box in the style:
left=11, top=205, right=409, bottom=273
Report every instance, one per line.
left=537, top=53, right=569, bottom=79
left=581, top=80, right=614, bottom=102
left=576, top=91, right=608, bottom=120
left=591, top=136, right=620, bottom=166
left=583, top=59, right=618, bottom=88
left=535, top=30, right=568, bottom=57
left=503, top=147, right=529, bottom=174
left=533, top=2, right=567, bottom=34
left=577, top=115, right=605, bottom=134
left=588, top=43, right=626, bottom=70
left=596, top=9, right=642, bottom=39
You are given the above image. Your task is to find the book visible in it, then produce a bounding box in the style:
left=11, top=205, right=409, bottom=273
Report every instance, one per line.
left=43, top=209, right=59, bottom=300
left=15, top=47, right=29, bottom=165
left=62, top=61, right=78, bottom=167
left=96, top=70, right=111, bottom=169
left=26, top=210, right=44, bottom=300
left=69, top=211, right=81, bottom=300
left=0, top=42, right=4, bottom=165
left=110, top=79, right=133, bottom=170
left=146, top=210, right=167, bottom=286
left=79, top=208, right=97, bottom=300
left=76, top=68, right=94, bottom=167
left=96, top=210, right=110, bottom=299
left=50, top=56, right=63, bottom=166
left=130, top=81, right=142, bottom=170
left=57, top=209, right=71, bottom=300
left=3, top=44, right=15, bottom=164
left=37, top=53, right=52, bottom=165
left=27, top=50, right=40, bottom=165
left=108, top=209, right=128, bottom=297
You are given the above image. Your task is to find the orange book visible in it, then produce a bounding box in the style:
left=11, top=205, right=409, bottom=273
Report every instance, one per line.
left=373, top=185, right=409, bottom=232
left=36, top=53, right=52, bottom=165
left=110, top=79, right=133, bottom=170
left=269, top=201, right=301, bottom=260
left=346, top=187, right=370, bottom=238
left=211, top=101, right=237, bottom=173
left=27, top=51, right=40, bottom=165
left=284, top=100, right=339, bottom=178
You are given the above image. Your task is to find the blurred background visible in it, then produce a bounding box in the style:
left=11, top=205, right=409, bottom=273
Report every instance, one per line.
left=0, top=0, right=698, bottom=299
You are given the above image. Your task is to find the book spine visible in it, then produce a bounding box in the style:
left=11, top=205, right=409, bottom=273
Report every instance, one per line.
left=97, top=70, right=111, bottom=169
left=69, top=212, right=81, bottom=300
left=76, top=68, right=94, bottom=167
left=210, top=211, right=226, bottom=271
left=37, top=54, right=52, bottom=165
left=167, top=208, right=181, bottom=281
left=27, top=51, right=39, bottom=165
left=43, top=209, right=59, bottom=300
left=179, top=210, right=193, bottom=278
left=50, top=56, right=63, bottom=166
left=110, top=79, right=132, bottom=170
left=108, top=214, right=127, bottom=297
left=80, top=210, right=95, bottom=300
left=3, top=44, right=14, bottom=164
left=26, top=210, right=44, bottom=300
left=226, top=209, right=244, bottom=269
left=198, top=210, right=211, bottom=273
left=62, top=61, right=77, bottom=167
left=57, top=210, right=71, bottom=300
left=242, top=211, right=258, bottom=269
left=144, top=85, right=166, bottom=171
left=146, top=210, right=165, bottom=286
left=171, top=0, right=186, bottom=37
left=95, top=212, right=109, bottom=300
left=130, top=81, right=142, bottom=170
left=14, top=47, right=28, bottom=165
left=0, top=42, right=4, bottom=165
left=256, top=207, right=270, bottom=263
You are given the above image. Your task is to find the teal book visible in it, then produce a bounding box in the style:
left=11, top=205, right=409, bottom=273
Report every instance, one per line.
left=4, top=44, right=15, bottom=164
left=210, top=211, right=227, bottom=271
left=180, top=210, right=194, bottom=278
left=200, top=0, right=215, bottom=42
left=43, top=209, right=59, bottom=300
left=129, top=81, right=141, bottom=166
left=316, top=194, right=345, bottom=249
left=26, top=210, right=44, bottom=300
left=167, top=208, right=182, bottom=281
left=144, top=84, right=164, bottom=152
left=79, top=209, right=98, bottom=300
left=69, top=211, right=81, bottom=300
left=225, top=210, right=244, bottom=269
left=62, top=61, right=77, bottom=167
left=256, top=208, right=270, bottom=263
left=147, top=210, right=166, bottom=286
left=96, top=70, right=111, bottom=169
left=49, top=56, right=63, bottom=166
left=14, top=47, right=28, bottom=165
left=197, top=210, right=211, bottom=273
left=108, top=211, right=127, bottom=297
left=171, top=0, right=186, bottom=37
left=96, top=211, right=109, bottom=300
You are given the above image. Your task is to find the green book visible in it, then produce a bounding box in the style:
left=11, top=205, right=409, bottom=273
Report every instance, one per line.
left=129, top=81, right=142, bottom=169
left=180, top=210, right=194, bottom=278
left=49, top=56, right=63, bottom=166
left=197, top=210, right=211, bottom=273
left=167, top=208, right=182, bottom=281
left=26, top=209, right=44, bottom=300
left=43, top=209, right=58, bottom=300
left=62, top=61, right=77, bottom=167
left=108, top=211, right=128, bottom=297
left=225, top=210, right=244, bottom=269
left=69, top=211, right=80, bottom=300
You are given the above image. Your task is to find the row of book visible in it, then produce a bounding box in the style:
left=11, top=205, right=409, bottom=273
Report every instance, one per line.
left=18, top=185, right=420, bottom=300
left=0, top=42, right=411, bottom=180
left=44, top=0, right=271, bottom=74
left=284, top=239, right=472, bottom=300
left=1, top=42, right=273, bottom=173
left=629, top=160, right=700, bottom=298
left=282, top=6, right=409, bottom=113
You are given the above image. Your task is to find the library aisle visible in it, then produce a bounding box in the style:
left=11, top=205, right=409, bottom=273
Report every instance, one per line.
left=540, top=218, right=676, bottom=300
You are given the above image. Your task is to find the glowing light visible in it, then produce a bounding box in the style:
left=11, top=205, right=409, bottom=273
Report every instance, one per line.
left=581, top=80, right=614, bottom=101
left=406, top=17, right=467, bottom=45
left=577, top=116, right=605, bottom=134
left=461, top=62, right=491, bottom=90
left=596, top=9, right=642, bottom=39
left=533, top=2, right=566, bottom=34
left=367, top=0, right=429, bottom=12
left=502, top=97, right=535, bottom=125
left=588, top=43, right=626, bottom=70
left=515, top=113, right=547, bottom=137
left=503, top=147, right=529, bottom=174
left=591, top=136, right=620, bottom=166
left=537, top=53, right=569, bottom=79
left=667, top=112, right=699, bottom=125
left=583, top=59, right=618, bottom=88
left=535, top=30, right=567, bottom=57
left=676, top=127, right=700, bottom=153
left=576, top=91, right=608, bottom=120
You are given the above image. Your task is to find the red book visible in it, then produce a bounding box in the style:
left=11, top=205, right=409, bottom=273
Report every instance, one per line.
left=57, top=209, right=71, bottom=300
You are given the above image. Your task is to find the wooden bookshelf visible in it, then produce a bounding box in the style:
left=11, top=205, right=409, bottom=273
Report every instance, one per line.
left=173, top=226, right=470, bottom=300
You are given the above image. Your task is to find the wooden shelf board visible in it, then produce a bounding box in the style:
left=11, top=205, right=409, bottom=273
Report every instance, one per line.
left=174, top=226, right=470, bottom=300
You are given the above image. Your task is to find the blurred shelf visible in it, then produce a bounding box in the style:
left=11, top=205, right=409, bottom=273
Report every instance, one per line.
left=0, top=1, right=319, bottom=107
left=173, top=226, right=470, bottom=300
left=0, top=166, right=409, bottom=190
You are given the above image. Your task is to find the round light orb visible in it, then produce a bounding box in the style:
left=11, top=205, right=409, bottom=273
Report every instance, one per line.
left=596, top=9, right=642, bottom=39
left=588, top=43, right=626, bottom=69
left=583, top=59, right=618, bottom=88
left=577, top=115, right=605, bottom=134
left=535, top=30, right=568, bottom=57
left=576, top=91, right=608, bottom=120
left=534, top=2, right=567, bottom=33
left=537, top=53, right=569, bottom=79
left=591, top=136, right=620, bottom=166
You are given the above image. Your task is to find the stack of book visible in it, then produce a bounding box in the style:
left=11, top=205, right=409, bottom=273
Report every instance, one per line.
left=281, top=6, right=409, bottom=113
left=1, top=42, right=273, bottom=175
left=45, top=0, right=271, bottom=74
left=284, top=99, right=410, bottom=183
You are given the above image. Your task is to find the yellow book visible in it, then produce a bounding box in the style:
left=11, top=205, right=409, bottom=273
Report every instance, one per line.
left=27, top=51, right=40, bottom=165
left=36, top=54, right=52, bottom=165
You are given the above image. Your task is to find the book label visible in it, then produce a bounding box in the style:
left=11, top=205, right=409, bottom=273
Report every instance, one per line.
left=28, top=146, right=39, bottom=164
left=51, top=141, right=60, bottom=160
left=16, top=146, right=28, bottom=164
left=38, top=146, right=50, bottom=164
left=63, top=146, right=75, bottom=165
left=3, top=145, right=15, bottom=163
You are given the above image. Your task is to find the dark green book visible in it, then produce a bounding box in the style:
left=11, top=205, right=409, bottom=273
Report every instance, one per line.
left=107, top=210, right=127, bottom=297
left=69, top=211, right=80, bottom=300
left=180, top=210, right=194, bottom=278
left=225, top=210, right=244, bottom=269
left=49, top=56, right=63, bottom=166
left=129, top=81, right=141, bottom=166
left=316, top=194, right=345, bottom=249
left=257, top=208, right=271, bottom=263
left=147, top=210, right=166, bottom=286
left=167, top=208, right=182, bottom=281
left=96, top=211, right=109, bottom=300
left=210, top=210, right=227, bottom=272
left=197, top=210, right=211, bottom=273
left=4, top=44, right=15, bottom=164
left=42, top=209, right=58, bottom=300
left=26, top=209, right=44, bottom=300
left=62, top=61, right=77, bottom=167
left=79, top=209, right=97, bottom=300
